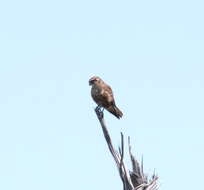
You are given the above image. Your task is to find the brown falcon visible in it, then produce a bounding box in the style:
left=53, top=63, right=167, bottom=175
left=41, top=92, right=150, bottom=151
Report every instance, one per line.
left=89, top=76, right=123, bottom=119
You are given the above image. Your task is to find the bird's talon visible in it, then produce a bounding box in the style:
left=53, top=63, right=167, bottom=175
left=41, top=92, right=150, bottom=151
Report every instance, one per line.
left=95, top=105, right=100, bottom=112
left=99, top=110, right=104, bottom=119
left=95, top=106, right=104, bottom=119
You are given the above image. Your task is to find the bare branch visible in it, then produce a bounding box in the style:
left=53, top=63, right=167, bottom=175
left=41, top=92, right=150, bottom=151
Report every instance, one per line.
left=94, top=108, right=158, bottom=190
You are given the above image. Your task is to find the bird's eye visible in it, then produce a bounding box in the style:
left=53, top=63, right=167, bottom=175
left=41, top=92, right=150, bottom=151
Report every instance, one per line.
left=89, top=79, right=96, bottom=84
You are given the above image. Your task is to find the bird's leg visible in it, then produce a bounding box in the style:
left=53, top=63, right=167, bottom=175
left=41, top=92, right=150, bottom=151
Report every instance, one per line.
left=98, top=106, right=105, bottom=113
left=95, top=105, right=101, bottom=111
left=95, top=105, right=104, bottom=119
left=97, top=105, right=104, bottom=112
left=99, top=106, right=104, bottom=119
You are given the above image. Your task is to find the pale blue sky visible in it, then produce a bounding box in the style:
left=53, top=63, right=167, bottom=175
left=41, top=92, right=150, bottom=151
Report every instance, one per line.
left=0, top=0, right=204, bottom=190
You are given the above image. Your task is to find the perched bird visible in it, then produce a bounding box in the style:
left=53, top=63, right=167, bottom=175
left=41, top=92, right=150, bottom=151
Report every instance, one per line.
left=89, top=76, right=123, bottom=119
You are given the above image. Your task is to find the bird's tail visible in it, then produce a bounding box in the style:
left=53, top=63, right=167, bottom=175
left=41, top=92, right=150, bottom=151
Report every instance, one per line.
left=107, top=105, right=123, bottom=119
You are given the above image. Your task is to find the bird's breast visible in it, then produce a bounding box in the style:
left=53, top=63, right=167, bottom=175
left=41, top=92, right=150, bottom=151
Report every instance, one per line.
left=91, top=86, right=101, bottom=95
left=91, top=85, right=103, bottom=103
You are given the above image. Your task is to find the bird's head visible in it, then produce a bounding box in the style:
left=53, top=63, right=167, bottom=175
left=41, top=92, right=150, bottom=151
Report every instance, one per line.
left=89, top=76, right=101, bottom=86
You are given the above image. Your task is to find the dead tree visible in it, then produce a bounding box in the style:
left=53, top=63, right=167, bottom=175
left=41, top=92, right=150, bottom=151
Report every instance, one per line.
left=95, top=108, right=158, bottom=190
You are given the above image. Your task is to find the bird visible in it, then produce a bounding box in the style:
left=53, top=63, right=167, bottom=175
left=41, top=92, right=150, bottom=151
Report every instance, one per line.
left=89, top=76, right=123, bottom=119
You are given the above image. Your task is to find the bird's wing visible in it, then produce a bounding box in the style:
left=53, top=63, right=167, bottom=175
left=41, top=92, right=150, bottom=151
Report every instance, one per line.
left=103, top=85, right=115, bottom=105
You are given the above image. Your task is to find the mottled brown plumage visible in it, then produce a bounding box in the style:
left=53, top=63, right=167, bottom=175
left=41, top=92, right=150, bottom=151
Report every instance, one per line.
left=89, top=76, right=123, bottom=119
